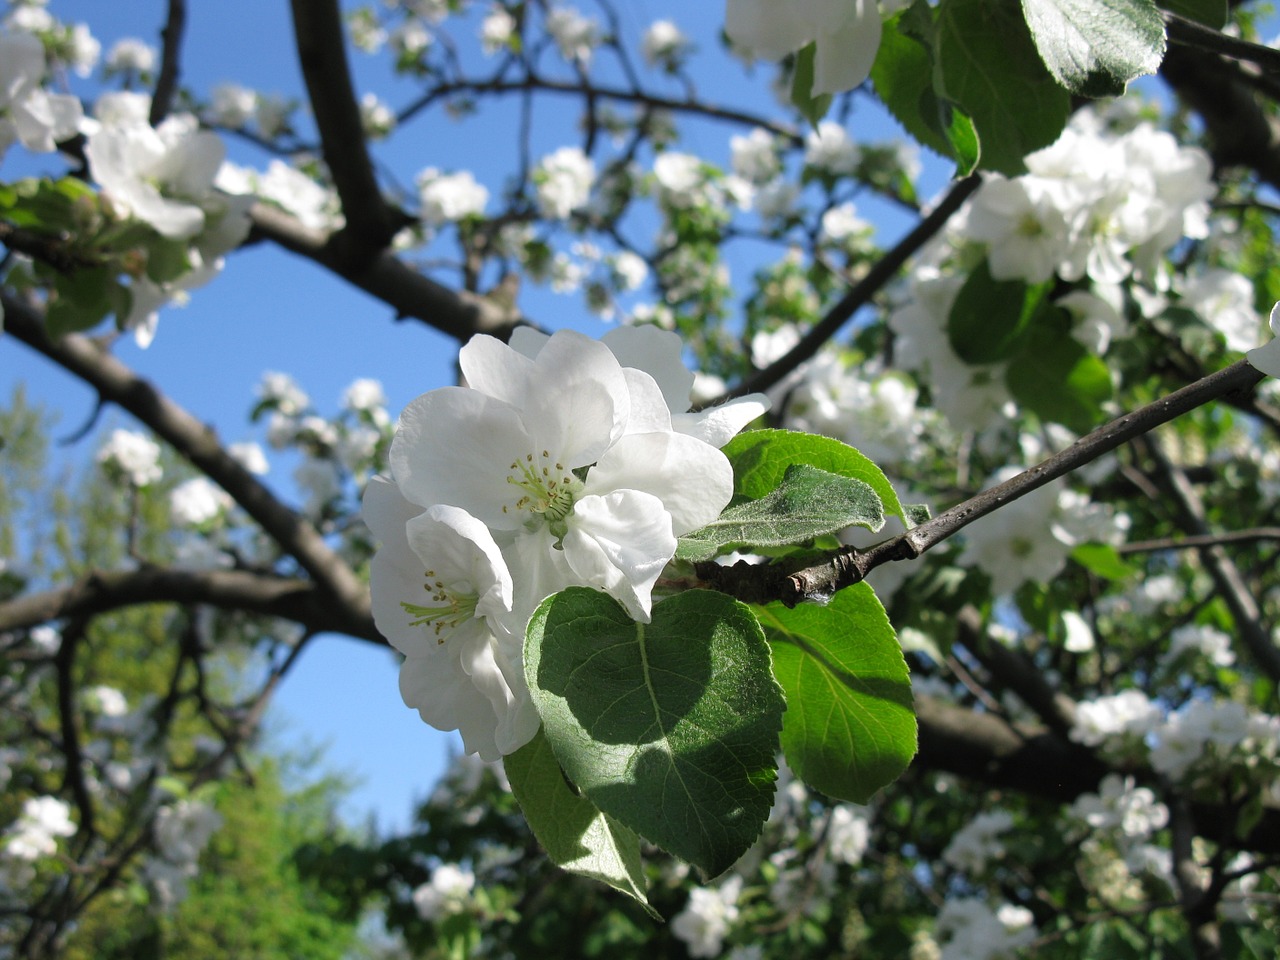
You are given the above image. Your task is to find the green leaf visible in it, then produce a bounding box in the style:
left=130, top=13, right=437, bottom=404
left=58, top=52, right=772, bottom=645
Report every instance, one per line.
left=1158, top=0, right=1226, bottom=28
left=755, top=584, right=917, bottom=803
left=1005, top=310, right=1113, bottom=431
left=504, top=728, right=657, bottom=916
left=677, top=464, right=885, bottom=562
left=722, top=429, right=910, bottom=527
left=937, top=0, right=1072, bottom=175
left=871, top=7, right=979, bottom=174
left=947, top=259, right=1050, bottom=363
left=525, top=588, right=784, bottom=879
left=45, top=268, right=118, bottom=337
left=146, top=237, right=193, bottom=284
left=1022, top=0, right=1165, bottom=98
left=790, top=42, right=834, bottom=127
left=1071, top=543, right=1136, bottom=580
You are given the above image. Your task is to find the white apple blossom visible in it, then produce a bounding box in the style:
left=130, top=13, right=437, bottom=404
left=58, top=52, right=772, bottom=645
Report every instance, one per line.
left=934, top=898, right=1037, bottom=960
left=534, top=145, right=595, bottom=219
left=479, top=5, right=514, bottom=54
left=725, top=0, right=882, bottom=98
left=343, top=378, right=388, bottom=413
left=609, top=250, right=648, bottom=291
left=418, top=167, right=489, bottom=226
left=0, top=30, right=83, bottom=160
left=360, top=91, right=396, bottom=139
left=545, top=6, right=600, bottom=65
left=364, top=479, right=537, bottom=760
left=820, top=202, right=872, bottom=247
left=1247, top=301, right=1280, bottom=378
left=642, top=19, right=689, bottom=71
left=3, top=796, right=75, bottom=861
left=943, top=810, right=1014, bottom=874
left=730, top=127, right=780, bottom=185
left=218, top=159, right=344, bottom=233
left=253, top=93, right=290, bottom=137
left=1179, top=268, right=1260, bottom=352
left=412, top=863, right=475, bottom=921
left=392, top=18, right=433, bottom=57
left=65, top=23, right=102, bottom=77
left=170, top=477, right=232, bottom=527
left=671, top=875, right=742, bottom=958
left=85, top=94, right=233, bottom=240
left=209, top=82, right=257, bottom=128
left=1067, top=774, right=1168, bottom=840
left=965, top=176, right=1074, bottom=284
left=804, top=120, right=859, bottom=176
left=97, top=428, right=163, bottom=487
left=1164, top=623, right=1235, bottom=668
left=827, top=805, right=870, bottom=865
left=389, top=330, right=735, bottom=621
left=1070, top=689, right=1161, bottom=748
left=104, top=37, right=156, bottom=74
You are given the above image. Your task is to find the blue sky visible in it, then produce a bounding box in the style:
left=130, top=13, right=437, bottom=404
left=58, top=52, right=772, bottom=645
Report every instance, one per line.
left=4, top=0, right=952, bottom=831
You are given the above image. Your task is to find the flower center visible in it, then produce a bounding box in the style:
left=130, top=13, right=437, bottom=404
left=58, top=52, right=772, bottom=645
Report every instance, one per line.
left=503, top=450, right=584, bottom=537
left=401, top=568, right=478, bottom=643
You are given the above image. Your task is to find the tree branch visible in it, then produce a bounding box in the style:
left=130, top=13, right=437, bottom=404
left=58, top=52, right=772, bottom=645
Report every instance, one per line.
left=249, top=203, right=523, bottom=342
left=698, top=359, right=1267, bottom=606
left=288, top=0, right=402, bottom=256
left=0, top=566, right=381, bottom=646
left=149, top=0, right=187, bottom=126
left=1138, top=437, right=1280, bottom=683
left=3, top=294, right=371, bottom=620
left=708, top=173, right=982, bottom=405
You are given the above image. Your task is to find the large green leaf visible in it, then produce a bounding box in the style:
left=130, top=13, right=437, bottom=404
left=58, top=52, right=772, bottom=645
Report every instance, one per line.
left=722, top=429, right=910, bottom=527
left=755, top=584, right=917, bottom=804
left=1005, top=309, right=1113, bottom=431
left=525, top=588, right=784, bottom=878
left=947, top=259, right=1051, bottom=364
left=1022, top=0, right=1165, bottom=98
left=504, top=728, right=656, bottom=915
left=677, top=464, right=885, bottom=562
left=871, top=7, right=979, bottom=174
left=937, top=0, right=1072, bottom=175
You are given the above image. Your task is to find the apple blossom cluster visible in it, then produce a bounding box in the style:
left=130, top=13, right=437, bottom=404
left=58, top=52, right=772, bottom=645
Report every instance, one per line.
left=0, top=29, right=82, bottom=163
left=82, top=91, right=252, bottom=345
left=96, top=428, right=164, bottom=488
left=1070, top=688, right=1280, bottom=789
left=364, top=326, right=766, bottom=760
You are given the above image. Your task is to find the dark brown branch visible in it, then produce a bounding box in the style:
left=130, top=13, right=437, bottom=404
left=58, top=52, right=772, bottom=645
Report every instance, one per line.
left=55, top=620, right=95, bottom=844
left=397, top=74, right=803, bottom=146
left=289, top=0, right=402, bottom=255
left=709, top=173, right=982, bottom=405
left=1164, top=10, right=1280, bottom=73
left=3, top=294, right=371, bottom=620
left=699, top=359, right=1266, bottom=606
left=149, top=0, right=187, bottom=125
left=954, top=605, right=1076, bottom=737
left=0, top=566, right=381, bottom=646
left=914, top=694, right=1280, bottom=855
left=1139, top=438, right=1280, bottom=683
left=1161, top=43, right=1280, bottom=192
left=249, top=203, right=523, bottom=342
left=1119, top=527, right=1280, bottom=554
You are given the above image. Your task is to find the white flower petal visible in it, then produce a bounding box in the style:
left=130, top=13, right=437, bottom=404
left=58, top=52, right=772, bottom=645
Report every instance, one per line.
left=389, top=386, right=531, bottom=529
left=602, top=325, right=695, bottom=414
left=563, top=490, right=675, bottom=621
left=587, top=431, right=733, bottom=535
left=673, top=394, right=769, bottom=447
left=813, top=2, right=880, bottom=95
